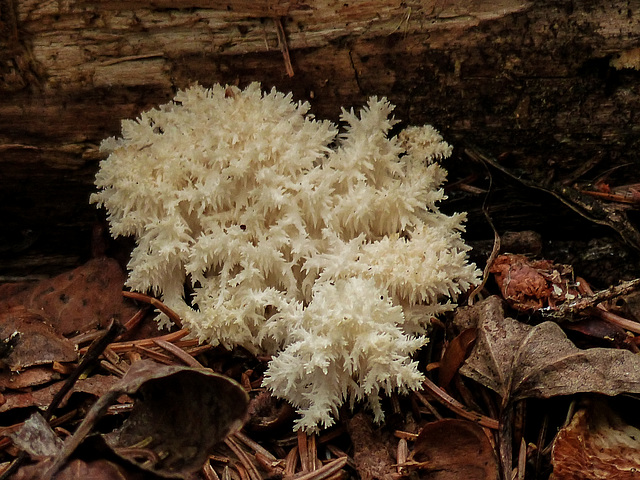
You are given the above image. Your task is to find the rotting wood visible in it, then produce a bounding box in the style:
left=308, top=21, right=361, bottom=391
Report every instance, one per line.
left=2, top=0, right=640, bottom=276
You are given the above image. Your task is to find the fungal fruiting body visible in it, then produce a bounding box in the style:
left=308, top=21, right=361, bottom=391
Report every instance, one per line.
left=92, top=83, right=480, bottom=431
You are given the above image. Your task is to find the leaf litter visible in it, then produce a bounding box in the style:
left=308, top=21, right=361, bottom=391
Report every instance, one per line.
left=2, top=251, right=640, bottom=479
left=550, top=400, right=640, bottom=480
left=458, top=296, right=640, bottom=403
left=406, top=418, right=498, bottom=480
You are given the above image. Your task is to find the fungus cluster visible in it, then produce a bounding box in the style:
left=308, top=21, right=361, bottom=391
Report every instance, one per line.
left=92, top=83, right=480, bottom=431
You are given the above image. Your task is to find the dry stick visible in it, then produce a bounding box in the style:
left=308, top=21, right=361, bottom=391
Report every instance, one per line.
left=285, top=446, right=299, bottom=476
left=134, top=345, right=175, bottom=364
left=203, top=460, right=222, bottom=480
left=592, top=308, right=640, bottom=334
left=396, top=438, right=409, bottom=476
left=413, top=391, right=444, bottom=420
left=308, top=433, right=318, bottom=471
left=547, top=276, right=640, bottom=321
left=466, top=148, right=501, bottom=306
left=119, top=307, right=148, bottom=336
left=516, top=437, right=527, bottom=480
left=235, top=463, right=251, bottom=480
left=419, top=377, right=499, bottom=430
left=99, top=359, right=128, bottom=377
left=573, top=276, right=640, bottom=333
left=274, top=17, right=294, bottom=77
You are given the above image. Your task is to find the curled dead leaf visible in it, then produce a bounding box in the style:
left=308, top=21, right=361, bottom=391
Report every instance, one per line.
left=10, top=412, right=64, bottom=458
left=0, top=257, right=137, bottom=335
left=459, top=296, right=640, bottom=404
left=13, top=458, right=146, bottom=480
left=46, top=360, right=249, bottom=479
left=0, top=308, right=77, bottom=371
left=407, top=418, right=498, bottom=480
left=437, top=328, right=477, bottom=389
left=103, top=364, right=249, bottom=477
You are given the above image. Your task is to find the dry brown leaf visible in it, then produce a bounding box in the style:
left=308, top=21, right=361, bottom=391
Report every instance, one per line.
left=437, top=328, right=477, bottom=389
left=14, top=458, right=146, bottom=480
left=459, top=296, right=640, bottom=404
left=102, top=364, right=250, bottom=478
left=550, top=400, right=640, bottom=480
left=0, top=257, right=137, bottom=335
left=0, top=308, right=77, bottom=371
left=408, top=418, right=499, bottom=480
left=0, top=366, right=62, bottom=390
left=45, top=360, right=249, bottom=479
left=0, top=375, right=120, bottom=413
left=10, top=412, right=64, bottom=458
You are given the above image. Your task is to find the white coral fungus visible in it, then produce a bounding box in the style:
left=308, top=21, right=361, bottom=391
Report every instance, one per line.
left=92, top=83, right=480, bottom=431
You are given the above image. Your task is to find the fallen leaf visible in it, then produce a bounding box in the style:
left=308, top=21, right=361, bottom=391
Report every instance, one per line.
left=459, top=296, right=640, bottom=404
left=10, top=412, right=64, bottom=458
left=14, top=458, right=146, bottom=480
left=551, top=400, right=640, bottom=479
left=0, top=308, right=77, bottom=371
left=0, top=383, right=62, bottom=412
left=408, top=418, right=499, bottom=480
left=46, top=360, right=249, bottom=479
left=103, top=365, right=249, bottom=477
left=437, top=328, right=477, bottom=389
left=0, top=375, right=120, bottom=413
left=563, top=317, right=631, bottom=348
left=0, top=257, right=137, bottom=335
left=0, top=366, right=62, bottom=390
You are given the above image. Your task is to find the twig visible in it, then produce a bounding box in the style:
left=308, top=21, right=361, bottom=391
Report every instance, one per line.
left=46, top=318, right=121, bottom=418
left=542, top=276, right=640, bottom=322
left=591, top=308, right=640, bottom=334
left=120, top=307, right=149, bottom=336
left=204, top=459, right=222, bottom=480
left=274, top=17, right=294, bottom=77
left=285, top=446, right=299, bottom=476
left=466, top=148, right=500, bottom=305
left=419, top=377, right=499, bottom=430
left=134, top=345, right=175, bottom=364
left=396, top=438, right=408, bottom=475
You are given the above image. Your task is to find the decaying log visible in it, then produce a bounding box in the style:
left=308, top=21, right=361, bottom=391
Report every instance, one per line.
left=1, top=0, right=640, bottom=278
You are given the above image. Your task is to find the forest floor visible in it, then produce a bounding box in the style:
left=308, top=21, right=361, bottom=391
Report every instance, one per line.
left=1, top=146, right=640, bottom=480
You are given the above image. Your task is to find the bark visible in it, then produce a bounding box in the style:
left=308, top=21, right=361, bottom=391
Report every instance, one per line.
left=1, top=0, right=639, bottom=278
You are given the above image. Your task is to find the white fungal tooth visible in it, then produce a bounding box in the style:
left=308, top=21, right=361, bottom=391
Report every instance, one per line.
left=91, top=83, right=481, bottom=431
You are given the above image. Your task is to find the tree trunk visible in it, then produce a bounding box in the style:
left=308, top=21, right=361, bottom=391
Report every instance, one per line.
left=2, top=0, right=639, bottom=279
